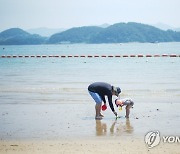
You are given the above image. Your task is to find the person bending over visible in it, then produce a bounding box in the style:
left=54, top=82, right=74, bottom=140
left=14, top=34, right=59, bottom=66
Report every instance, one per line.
left=88, top=82, right=121, bottom=120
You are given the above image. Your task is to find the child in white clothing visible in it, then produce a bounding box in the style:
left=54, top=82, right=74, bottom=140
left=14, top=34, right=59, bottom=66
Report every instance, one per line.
left=115, top=98, right=134, bottom=118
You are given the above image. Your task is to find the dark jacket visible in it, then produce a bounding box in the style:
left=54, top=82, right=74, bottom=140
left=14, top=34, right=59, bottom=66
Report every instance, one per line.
left=88, top=82, right=115, bottom=112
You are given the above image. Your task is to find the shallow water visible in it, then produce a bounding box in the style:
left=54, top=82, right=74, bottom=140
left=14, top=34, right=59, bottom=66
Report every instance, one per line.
left=0, top=57, right=179, bottom=104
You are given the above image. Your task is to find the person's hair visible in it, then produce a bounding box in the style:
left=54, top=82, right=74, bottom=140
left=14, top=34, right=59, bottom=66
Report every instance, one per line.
left=115, top=99, right=118, bottom=107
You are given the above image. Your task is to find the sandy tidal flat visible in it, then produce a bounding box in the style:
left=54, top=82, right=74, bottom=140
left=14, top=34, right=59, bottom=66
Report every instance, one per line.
left=0, top=138, right=179, bottom=154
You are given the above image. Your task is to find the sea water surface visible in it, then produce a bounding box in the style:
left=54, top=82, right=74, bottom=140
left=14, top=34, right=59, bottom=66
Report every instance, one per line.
left=0, top=43, right=180, bottom=140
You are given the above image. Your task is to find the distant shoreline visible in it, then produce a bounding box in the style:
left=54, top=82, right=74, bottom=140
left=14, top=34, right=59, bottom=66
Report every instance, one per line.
left=1, top=22, right=180, bottom=45
left=1, top=41, right=180, bottom=46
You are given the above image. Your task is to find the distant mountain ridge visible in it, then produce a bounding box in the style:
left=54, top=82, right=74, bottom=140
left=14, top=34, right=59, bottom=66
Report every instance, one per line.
left=153, top=23, right=180, bottom=31
left=48, top=22, right=180, bottom=44
left=0, top=28, right=46, bottom=45
left=48, top=26, right=103, bottom=44
left=0, top=22, right=180, bottom=45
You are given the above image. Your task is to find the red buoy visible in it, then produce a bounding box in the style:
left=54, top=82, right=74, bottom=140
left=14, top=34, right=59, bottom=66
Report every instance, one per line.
left=162, top=54, right=168, bottom=57
left=130, top=55, right=136, bottom=57
left=154, top=55, right=160, bottom=57
left=101, top=55, right=106, bottom=57
left=170, top=54, right=177, bottom=57
left=138, top=54, right=143, bottom=57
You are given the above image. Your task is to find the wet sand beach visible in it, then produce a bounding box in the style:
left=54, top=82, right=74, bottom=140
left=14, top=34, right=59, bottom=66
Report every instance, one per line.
left=0, top=102, right=180, bottom=154
left=1, top=102, right=180, bottom=139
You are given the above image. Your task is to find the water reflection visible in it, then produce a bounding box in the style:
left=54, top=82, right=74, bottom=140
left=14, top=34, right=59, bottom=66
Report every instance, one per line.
left=96, top=120, right=107, bottom=136
left=110, top=119, right=134, bottom=135
left=95, top=119, right=134, bottom=136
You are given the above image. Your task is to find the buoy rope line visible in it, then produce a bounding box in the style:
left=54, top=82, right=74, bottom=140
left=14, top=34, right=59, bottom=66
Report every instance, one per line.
left=0, top=54, right=180, bottom=58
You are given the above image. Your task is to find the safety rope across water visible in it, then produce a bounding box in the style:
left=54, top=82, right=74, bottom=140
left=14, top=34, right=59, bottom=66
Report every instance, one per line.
left=0, top=54, right=180, bottom=58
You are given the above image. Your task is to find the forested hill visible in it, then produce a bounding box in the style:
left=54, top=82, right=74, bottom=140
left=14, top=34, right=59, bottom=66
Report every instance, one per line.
left=48, top=22, right=180, bottom=44
left=1, top=23, right=180, bottom=45
left=48, top=26, right=103, bottom=44
left=0, top=28, right=46, bottom=45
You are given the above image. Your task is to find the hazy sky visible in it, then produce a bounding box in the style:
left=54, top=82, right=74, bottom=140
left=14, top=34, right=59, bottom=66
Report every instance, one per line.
left=0, top=0, right=180, bottom=31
